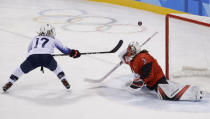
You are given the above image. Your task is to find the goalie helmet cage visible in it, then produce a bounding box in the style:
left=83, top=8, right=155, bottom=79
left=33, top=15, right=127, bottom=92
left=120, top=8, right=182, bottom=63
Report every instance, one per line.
left=165, top=13, right=210, bottom=79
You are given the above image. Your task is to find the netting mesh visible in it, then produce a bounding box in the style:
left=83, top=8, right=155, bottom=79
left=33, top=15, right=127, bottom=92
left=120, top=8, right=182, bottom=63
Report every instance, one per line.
left=167, top=14, right=210, bottom=79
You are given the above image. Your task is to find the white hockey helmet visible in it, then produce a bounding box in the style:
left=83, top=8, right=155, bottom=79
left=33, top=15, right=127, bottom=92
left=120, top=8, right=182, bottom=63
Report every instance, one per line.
left=127, top=41, right=141, bottom=58
left=38, top=24, right=56, bottom=38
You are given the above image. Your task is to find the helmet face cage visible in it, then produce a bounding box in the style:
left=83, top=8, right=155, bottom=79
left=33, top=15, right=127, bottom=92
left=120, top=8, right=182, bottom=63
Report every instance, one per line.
left=129, top=45, right=137, bottom=56
left=128, top=42, right=141, bottom=55
left=126, top=42, right=141, bottom=61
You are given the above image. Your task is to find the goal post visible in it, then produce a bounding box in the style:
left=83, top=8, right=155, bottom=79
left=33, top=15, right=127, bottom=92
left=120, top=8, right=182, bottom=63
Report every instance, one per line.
left=165, top=13, right=210, bottom=79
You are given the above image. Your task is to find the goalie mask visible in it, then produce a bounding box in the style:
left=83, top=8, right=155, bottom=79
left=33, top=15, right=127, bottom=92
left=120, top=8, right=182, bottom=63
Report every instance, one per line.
left=38, top=24, right=56, bottom=38
left=125, top=42, right=141, bottom=62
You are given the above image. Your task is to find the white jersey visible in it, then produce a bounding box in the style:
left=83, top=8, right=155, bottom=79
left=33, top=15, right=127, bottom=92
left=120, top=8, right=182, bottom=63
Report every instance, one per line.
left=28, top=36, right=70, bottom=56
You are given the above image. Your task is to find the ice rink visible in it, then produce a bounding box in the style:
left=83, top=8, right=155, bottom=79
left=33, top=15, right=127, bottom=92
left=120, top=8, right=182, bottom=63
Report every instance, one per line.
left=0, top=0, right=210, bottom=119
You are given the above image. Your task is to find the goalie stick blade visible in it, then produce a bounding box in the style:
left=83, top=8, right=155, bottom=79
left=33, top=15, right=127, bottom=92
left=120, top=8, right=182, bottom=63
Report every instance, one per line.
left=84, top=78, right=104, bottom=83
left=110, top=40, right=123, bottom=53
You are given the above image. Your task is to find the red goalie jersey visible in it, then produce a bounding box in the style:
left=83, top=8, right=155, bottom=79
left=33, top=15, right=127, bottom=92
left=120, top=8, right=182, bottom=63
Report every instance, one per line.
left=123, top=41, right=203, bottom=101
left=128, top=50, right=165, bottom=90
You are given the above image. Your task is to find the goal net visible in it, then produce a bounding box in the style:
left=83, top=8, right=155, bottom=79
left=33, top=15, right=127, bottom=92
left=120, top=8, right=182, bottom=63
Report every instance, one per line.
left=165, top=13, right=210, bottom=79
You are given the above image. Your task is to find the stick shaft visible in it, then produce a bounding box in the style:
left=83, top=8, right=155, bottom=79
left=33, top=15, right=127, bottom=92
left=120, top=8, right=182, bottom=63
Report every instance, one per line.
left=99, top=61, right=123, bottom=80
left=85, top=61, right=123, bottom=83
left=52, top=40, right=123, bottom=56
left=140, top=32, right=158, bottom=47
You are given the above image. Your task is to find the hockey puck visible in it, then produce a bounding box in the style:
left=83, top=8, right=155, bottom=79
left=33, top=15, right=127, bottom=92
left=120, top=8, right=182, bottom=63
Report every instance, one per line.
left=138, top=21, right=142, bottom=26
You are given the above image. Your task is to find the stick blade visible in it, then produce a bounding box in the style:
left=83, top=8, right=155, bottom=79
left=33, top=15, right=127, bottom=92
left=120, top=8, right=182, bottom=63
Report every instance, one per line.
left=110, top=40, right=123, bottom=53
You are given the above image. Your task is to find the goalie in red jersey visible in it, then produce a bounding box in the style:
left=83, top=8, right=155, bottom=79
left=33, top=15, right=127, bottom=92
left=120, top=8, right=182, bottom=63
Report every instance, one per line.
left=119, top=41, right=204, bottom=101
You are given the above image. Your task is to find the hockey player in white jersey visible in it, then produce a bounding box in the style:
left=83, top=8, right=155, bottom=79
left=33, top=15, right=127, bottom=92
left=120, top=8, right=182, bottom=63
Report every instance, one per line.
left=2, top=24, right=81, bottom=92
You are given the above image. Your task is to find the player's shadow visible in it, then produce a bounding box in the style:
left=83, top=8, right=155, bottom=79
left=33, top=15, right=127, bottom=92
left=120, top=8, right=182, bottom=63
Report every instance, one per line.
left=3, top=82, right=95, bottom=106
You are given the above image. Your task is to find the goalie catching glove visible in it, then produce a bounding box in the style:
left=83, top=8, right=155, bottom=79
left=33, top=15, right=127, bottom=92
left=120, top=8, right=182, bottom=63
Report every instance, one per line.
left=69, top=49, right=81, bottom=58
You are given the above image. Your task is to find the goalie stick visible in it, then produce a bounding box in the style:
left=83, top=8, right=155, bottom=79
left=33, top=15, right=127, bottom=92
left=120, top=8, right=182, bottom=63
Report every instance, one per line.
left=52, top=40, right=123, bottom=56
left=85, top=32, right=158, bottom=83
left=140, top=32, right=158, bottom=47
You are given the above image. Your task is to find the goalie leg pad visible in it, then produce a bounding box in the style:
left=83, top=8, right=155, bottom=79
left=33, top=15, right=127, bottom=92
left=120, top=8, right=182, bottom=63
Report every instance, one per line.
left=157, top=80, right=202, bottom=101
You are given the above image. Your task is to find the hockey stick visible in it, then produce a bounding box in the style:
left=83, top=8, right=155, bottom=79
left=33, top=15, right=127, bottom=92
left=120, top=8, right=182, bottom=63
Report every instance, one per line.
left=140, top=32, right=158, bottom=47
left=84, top=61, right=123, bottom=83
left=85, top=32, right=158, bottom=83
left=52, top=40, right=123, bottom=56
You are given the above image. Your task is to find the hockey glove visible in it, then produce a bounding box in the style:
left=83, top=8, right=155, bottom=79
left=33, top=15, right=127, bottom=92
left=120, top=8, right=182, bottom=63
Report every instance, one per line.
left=130, top=78, right=145, bottom=89
left=69, top=49, right=81, bottom=58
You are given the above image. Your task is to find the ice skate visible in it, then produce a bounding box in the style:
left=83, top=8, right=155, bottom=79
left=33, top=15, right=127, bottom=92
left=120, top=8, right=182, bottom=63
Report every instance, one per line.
left=2, top=82, right=13, bottom=92
left=61, top=79, right=70, bottom=89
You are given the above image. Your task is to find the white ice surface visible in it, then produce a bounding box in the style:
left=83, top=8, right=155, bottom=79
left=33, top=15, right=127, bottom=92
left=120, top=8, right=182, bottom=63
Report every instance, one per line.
left=0, top=0, right=210, bottom=119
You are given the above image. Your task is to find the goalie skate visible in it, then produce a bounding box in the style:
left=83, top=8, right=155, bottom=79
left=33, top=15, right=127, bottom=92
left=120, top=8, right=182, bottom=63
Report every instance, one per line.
left=200, top=91, right=210, bottom=99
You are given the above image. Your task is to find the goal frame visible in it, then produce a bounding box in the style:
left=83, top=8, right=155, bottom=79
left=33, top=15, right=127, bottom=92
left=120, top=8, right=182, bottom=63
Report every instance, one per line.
left=165, top=13, right=210, bottom=79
